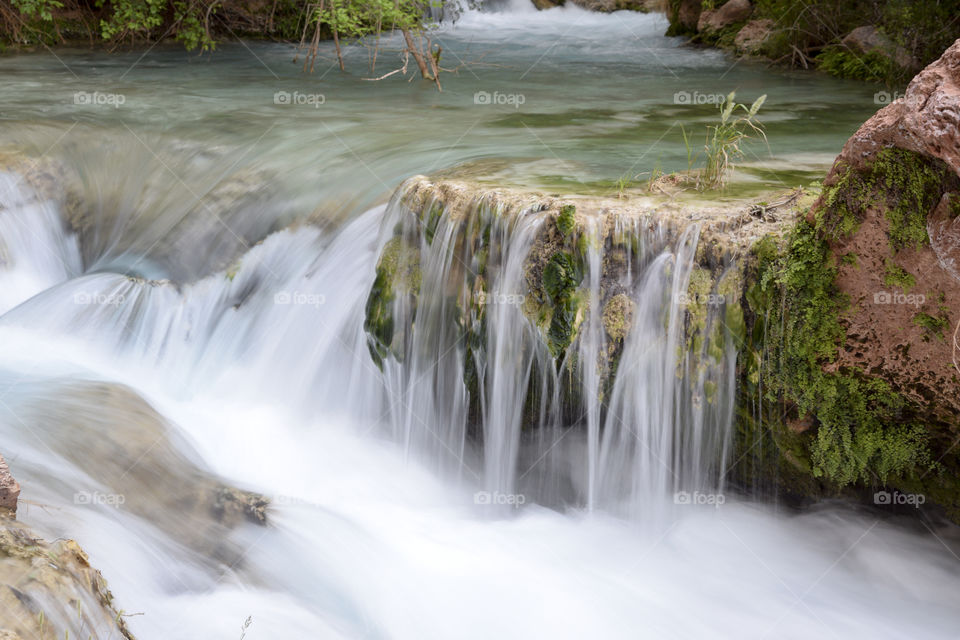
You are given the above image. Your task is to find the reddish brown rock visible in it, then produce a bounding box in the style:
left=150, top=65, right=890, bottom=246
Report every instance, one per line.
left=0, top=454, right=19, bottom=515
left=666, top=0, right=702, bottom=33
left=824, top=39, right=960, bottom=180
left=842, top=25, right=917, bottom=72
left=734, top=18, right=775, bottom=54
left=811, top=39, right=960, bottom=424
left=697, top=0, right=751, bottom=34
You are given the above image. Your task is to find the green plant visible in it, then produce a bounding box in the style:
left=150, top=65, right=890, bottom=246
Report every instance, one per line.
left=695, top=92, right=768, bottom=191
left=883, top=259, right=915, bottom=290
left=914, top=311, right=949, bottom=341
left=556, top=205, right=576, bottom=236
left=11, top=0, right=63, bottom=21
left=815, top=45, right=895, bottom=83
left=754, top=219, right=936, bottom=486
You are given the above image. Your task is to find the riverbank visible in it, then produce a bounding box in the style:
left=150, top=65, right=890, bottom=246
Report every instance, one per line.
left=663, top=0, right=960, bottom=85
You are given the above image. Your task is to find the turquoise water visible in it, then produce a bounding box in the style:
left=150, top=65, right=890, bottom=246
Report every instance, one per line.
left=0, top=8, right=880, bottom=223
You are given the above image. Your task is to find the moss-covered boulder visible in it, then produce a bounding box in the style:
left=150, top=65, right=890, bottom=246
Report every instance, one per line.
left=734, top=40, right=960, bottom=519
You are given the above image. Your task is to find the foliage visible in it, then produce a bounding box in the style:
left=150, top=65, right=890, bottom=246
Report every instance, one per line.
left=815, top=45, right=894, bottom=83
left=817, top=148, right=953, bottom=249
left=555, top=205, right=576, bottom=237
left=11, top=0, right=63, bottom=21
left=313, top=0, right=425, bottom=39
left=883, top=259, right=914, bottom=291
left=682, top=91, right=767, bottom=191
left=913, top=311, right=949, bottom=341
left=755, top=219, right=936, bottom=486
left=4, top=0, right=438, bottom=53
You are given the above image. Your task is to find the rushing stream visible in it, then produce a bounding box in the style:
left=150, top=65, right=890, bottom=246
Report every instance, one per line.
left=2, top=4, right=960, bottom=639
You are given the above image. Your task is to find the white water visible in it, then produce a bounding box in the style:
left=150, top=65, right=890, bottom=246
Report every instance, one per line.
left=2, top=161, right=960, bottom=639
left=1, top=4, right=960, bottom=638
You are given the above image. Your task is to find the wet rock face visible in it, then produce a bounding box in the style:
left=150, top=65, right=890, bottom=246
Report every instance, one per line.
left=0, top=455, right=19, bottom=515
left=364, top=176, right=803, bottom=431
left=17, top=381, right=270, bottom=568
left=0, top=517, right=136, bottom=640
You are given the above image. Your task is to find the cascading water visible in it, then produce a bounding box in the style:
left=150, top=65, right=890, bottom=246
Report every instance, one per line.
left=366, top=184, right=736, bottom=517
left=3, top=4, right=960, bottom=638
left=4, top=140, right=960, bottom=638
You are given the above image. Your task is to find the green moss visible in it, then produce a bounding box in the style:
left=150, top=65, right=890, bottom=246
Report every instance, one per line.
left=602, top=293, right=634, bottom=341
left=423, top=202, right=444, bottom=245
left=543, top=252, right=581, bottom=301
left=755, top=218, right=935, bottom=487
left=547, top=293, right=582, bottom=358
left=815, top=45, right=895, bottom=83
left=949, top=192, right=960, bottom=219
left=913, top=311, right=949, bottom=341
left=818, top=149, right=951, bottom=250
left=556, top=205, right=576, bottom=237
left=363, top=235, right=421, bottom=367
left=883, top=259, right=915, bottom=291
left=542, top=251, right=584, bottom=357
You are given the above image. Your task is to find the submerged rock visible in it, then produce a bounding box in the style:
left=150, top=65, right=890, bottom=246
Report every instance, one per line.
left=18, top=381, right=270, bottom=568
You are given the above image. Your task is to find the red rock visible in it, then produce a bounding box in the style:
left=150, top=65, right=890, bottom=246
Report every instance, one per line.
left=667, top=0, right=702, bottom=32
left=734, top=18, right=775, bottom=54
left=826, top=38, right=960, bottom=179
left=842, top=25, right=917, bottom=71
left=697, top=0, right=752, bottom=34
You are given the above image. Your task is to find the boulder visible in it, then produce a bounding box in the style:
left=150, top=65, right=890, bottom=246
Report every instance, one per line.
left=825, top=38, right=960, bottom=189
left=841, top=25, right=917, bottom=71
left=697, top=0, right=752, bottom=34
left=734, top=18, right=775, bottom=54
left=666, top=0, right=702, bottom=34
left=0, top=455, right=19, bottom=515
left=787, top=39, right=960, bottom=511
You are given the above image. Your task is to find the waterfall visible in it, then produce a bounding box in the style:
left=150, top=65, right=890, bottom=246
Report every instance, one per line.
left=4, top=158, right=960, bottom=640
left=365, top=182, right=738, bottom=515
